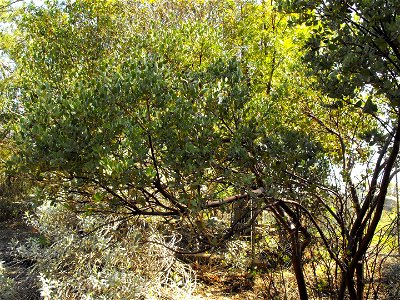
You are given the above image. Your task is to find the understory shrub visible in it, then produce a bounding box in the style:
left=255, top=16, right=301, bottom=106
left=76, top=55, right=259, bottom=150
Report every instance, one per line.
left=12, top=202, right=198, bottom=300
left=381, top=258, right=400, bottom=300
left=0, top=173, right=37, bottom=222
left=0, top=177, right=25, bottom=222
left=0, top=261, right=18, bottom=300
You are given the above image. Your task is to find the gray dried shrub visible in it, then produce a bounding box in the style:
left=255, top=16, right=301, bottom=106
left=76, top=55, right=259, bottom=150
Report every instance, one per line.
left=13, top=202, right=199, bottom=300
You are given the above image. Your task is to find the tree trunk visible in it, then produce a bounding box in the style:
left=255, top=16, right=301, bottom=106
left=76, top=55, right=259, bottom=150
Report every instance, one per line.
left=338, top=270, right=347, bottom=300
left=356, top=260, right=364, bottom=300
left=290, top=229, right=308, bottom=300
left=346, top=270, right=357, bottom=299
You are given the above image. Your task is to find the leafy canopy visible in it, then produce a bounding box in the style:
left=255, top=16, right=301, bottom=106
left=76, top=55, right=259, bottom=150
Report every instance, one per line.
left=6, top=0, right=328, bottom=217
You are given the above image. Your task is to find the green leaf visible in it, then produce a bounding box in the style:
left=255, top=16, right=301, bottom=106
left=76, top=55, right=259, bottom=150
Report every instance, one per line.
left=363, top=99, right=378, bottom=114
left=93, top=192, right=103, bottom=203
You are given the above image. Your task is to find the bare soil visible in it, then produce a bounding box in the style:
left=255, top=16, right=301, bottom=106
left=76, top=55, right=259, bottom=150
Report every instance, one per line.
left=192, top=262, right=282, bottom=300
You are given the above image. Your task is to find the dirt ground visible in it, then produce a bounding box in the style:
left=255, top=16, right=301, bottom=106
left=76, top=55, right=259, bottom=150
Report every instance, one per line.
left=193, top=263, right=261, bottom=299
